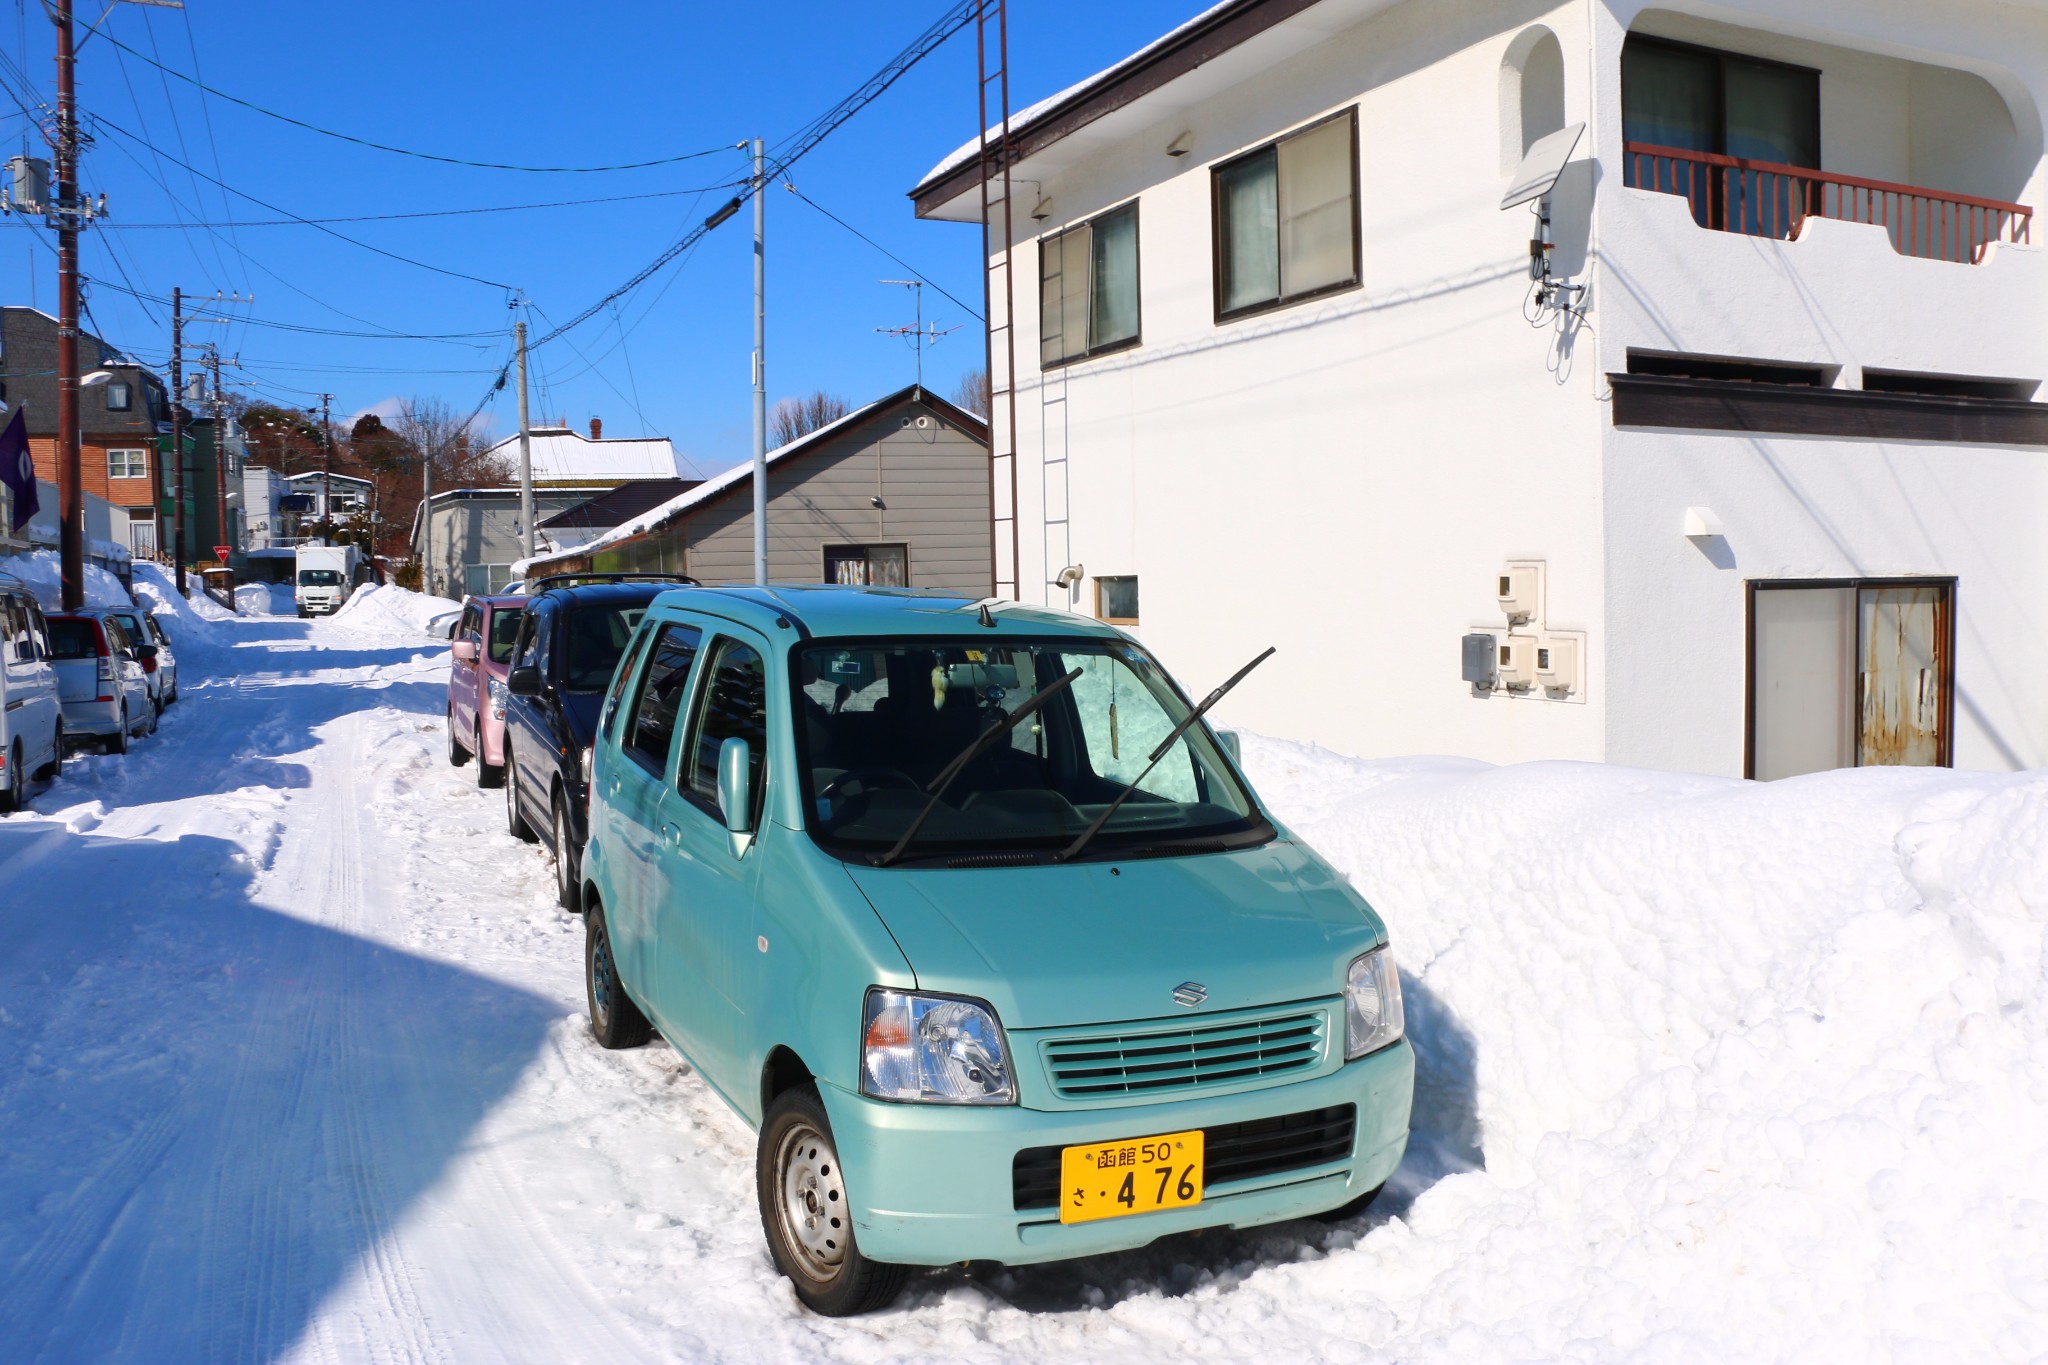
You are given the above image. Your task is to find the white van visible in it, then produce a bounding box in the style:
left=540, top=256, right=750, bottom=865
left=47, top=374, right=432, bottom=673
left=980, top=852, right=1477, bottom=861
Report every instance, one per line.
left=295, top=543, right=364, bottom=617
left=0, top=570, right=64, bottom=812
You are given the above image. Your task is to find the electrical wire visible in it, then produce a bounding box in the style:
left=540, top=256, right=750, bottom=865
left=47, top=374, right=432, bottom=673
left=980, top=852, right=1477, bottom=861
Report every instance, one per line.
left=92, top=180, right=750, bottom=229
left=80, top=20, right=738, bottom=175
left=782, top=180, right=982, bottom=320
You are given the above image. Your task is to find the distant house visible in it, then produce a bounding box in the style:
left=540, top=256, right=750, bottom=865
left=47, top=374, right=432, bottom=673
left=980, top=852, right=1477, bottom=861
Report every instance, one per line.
left=478, top=418, right=687, bottom=488
left=411, top=486, right=612, bottom=598
left=535, top=478, right=702, bottom=555
left=910, top=0, right=2048, bottom=778
left=523, top=386, right=991, bottom=595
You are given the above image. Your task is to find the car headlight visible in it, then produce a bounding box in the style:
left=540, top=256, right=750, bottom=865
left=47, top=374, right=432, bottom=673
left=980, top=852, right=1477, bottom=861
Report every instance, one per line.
left=1344, top=947, right=1404, bottom=1060
left=488, top=679, right=508, bottom=719
left=860, top=989, right=1016, bottom=1104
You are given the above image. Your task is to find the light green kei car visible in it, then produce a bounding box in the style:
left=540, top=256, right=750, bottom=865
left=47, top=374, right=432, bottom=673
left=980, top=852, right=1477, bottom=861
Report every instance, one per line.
left=579, top=585, right=1412, bottom=1315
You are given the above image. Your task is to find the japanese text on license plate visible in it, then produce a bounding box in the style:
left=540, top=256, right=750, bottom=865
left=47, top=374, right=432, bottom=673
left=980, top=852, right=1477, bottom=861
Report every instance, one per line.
left=1058, top=1129, right=1204, bottom=1225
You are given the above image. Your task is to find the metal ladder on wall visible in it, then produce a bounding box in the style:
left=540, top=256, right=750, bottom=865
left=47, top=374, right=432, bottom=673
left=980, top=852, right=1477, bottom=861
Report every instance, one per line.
left=975, top=0, right=1021, bottom=600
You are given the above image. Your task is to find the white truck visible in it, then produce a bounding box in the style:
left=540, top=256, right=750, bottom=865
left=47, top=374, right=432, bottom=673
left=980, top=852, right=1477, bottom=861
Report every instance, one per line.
left=294, top=543, right=364, bottom=618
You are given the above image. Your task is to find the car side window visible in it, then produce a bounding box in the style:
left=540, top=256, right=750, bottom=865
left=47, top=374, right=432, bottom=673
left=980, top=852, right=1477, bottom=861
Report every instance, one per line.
left=1, top=596, right=25, bottom=662
left=622, top=622, right=704, bottom=777
left=458, top=603, right=481, bottom=641
left=514, top=603, right=546, bottom=672
left=146, top=613, right=168, bottom=645
left=683, top=637, right=768, bottom=825
left=603, top=626, right=652, bottom=742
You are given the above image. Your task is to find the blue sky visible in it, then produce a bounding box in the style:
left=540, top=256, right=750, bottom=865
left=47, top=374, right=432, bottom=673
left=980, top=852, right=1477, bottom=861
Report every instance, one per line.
left=0, top=0, right=1196, bottom=475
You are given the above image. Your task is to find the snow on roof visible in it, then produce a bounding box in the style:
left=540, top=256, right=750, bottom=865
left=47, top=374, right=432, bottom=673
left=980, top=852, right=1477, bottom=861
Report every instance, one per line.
left=482, top=427, right=685, bottom=483
left=915, top=0, right=1239, bottom=191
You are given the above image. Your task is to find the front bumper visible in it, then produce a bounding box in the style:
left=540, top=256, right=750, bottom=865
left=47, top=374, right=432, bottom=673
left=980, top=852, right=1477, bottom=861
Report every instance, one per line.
left=820, top=1038, right=1413, bottom=1267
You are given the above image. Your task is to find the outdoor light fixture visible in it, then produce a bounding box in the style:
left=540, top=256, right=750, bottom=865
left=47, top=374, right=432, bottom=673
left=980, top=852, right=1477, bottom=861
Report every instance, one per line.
left=80, top=369, right=114, bottom=386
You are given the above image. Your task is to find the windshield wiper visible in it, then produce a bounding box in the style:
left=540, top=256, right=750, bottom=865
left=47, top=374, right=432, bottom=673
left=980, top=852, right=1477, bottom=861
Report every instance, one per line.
left=1054, top=646, right=1275, bottom=864
left=873, top=666, right=1085, bottom=868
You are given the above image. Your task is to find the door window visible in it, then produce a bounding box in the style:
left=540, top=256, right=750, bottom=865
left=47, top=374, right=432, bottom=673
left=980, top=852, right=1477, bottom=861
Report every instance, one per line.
left=684, top=638, right=768, bottom=825
left=1749, top=580, right=1951, bottom=779
left=622, top=622, right=703, bottom=776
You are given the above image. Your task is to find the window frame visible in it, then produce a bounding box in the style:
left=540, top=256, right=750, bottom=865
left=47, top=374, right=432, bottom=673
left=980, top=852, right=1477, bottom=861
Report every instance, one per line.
left=679, top=632, right=771, bottom=829
left=1037, top=199, right=1144, bottom=370
left=1094, top=575, right=1140, bottom=627
left=1211, top=106, right=1363, bottom=324
left=106, top=447, right=149, bottom=481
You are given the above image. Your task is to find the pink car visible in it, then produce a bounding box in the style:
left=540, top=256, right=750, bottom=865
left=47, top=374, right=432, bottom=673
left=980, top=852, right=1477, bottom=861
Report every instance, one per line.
left=446, top=594, right=526, bottom=787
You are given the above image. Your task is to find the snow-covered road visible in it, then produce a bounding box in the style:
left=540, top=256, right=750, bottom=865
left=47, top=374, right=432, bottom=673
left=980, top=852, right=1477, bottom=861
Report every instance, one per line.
left=1, top=577, right=2042, bottom=1364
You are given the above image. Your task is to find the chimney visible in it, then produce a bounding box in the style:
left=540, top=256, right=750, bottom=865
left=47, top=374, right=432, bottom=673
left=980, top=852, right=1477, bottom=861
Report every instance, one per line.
left=589, top=416, right=603, bottom=440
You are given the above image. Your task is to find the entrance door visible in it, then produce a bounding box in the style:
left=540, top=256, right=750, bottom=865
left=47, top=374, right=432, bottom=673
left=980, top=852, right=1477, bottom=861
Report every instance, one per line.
left=1749, top=580, right=1952, bottom=779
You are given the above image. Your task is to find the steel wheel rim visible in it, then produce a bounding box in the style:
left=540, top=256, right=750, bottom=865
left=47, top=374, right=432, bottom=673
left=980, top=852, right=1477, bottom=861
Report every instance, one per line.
left=588, top=920, right=614, bottom=1029
left=774, top=1121, right=849, bottom=1281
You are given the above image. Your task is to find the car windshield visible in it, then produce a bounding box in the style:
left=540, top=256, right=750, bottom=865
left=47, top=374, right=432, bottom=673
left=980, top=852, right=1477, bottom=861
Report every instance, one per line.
left=797, top=637, right=1269, bottom=863
left=561, top=604, right=648, bottom=690
left=298, top=569, right=342, bottom=586
left=487, top=607, right=524, bottom=665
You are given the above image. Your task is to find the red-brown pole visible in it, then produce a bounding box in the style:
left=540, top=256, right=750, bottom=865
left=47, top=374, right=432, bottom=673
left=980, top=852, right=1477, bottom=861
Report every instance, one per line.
left=54, top=0, right=82, bottom=611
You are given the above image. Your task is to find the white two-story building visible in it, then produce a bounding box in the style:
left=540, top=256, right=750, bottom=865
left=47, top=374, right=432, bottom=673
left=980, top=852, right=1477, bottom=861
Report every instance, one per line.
left=911, top=0, right=2048, bottom=777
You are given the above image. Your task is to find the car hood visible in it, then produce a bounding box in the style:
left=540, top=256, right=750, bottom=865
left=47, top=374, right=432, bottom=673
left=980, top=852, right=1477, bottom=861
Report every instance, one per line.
left=840, top=839, right=1385, bottom=1030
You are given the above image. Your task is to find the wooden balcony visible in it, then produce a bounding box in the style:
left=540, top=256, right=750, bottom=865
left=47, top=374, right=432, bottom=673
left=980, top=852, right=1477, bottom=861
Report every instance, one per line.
left=1625, top=142, right=2033, bottom=265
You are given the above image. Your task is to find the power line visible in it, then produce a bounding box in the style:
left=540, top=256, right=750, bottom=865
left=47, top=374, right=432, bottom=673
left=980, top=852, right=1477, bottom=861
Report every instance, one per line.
left=80, top=19, right=739, bottom=174
left=782, top=180, right=982, bottom=321
left=91, top=180, right=749, bottom=229
left=91, top=112, right=519, bottom=291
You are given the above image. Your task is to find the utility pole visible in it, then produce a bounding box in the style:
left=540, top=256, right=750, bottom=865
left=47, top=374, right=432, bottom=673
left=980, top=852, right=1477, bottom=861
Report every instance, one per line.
left=420, top=428, right=432, bottom=597
left=751, top=136, right=767, bottom=586
left=210, top=348, right=228, bottom=551
left=53, top=0, right=83, bottom=609
left=316, top=393, right=333, bottom=542
left=514, top=315, right=534, bottom=560
left=170, top=286, right=187, bottom=594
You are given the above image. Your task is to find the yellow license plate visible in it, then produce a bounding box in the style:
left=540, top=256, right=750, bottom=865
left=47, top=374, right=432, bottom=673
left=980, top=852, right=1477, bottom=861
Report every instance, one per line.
left=1058, top=1129, right=1205, bottom=1225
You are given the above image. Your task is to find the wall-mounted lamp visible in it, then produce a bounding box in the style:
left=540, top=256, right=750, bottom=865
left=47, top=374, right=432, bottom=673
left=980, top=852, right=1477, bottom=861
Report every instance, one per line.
left=1682, top=506, right=1723, bottom=540
left=869, top=495, right=886, bottom=509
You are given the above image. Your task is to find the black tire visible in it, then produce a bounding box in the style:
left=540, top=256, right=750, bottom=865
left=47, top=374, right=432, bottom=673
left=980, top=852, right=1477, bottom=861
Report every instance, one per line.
left=504, top=746, right=536, bottom=841
left=1310, top=1182, right=1385, bottom=1224
left=33, top=723, right=62, bottom=781
left=0, top=741, right=22, bottom=814
left=476, top=722, right=504, bottom=789
left=448, top=708, right=470, bottom=766
left=583, top=897, right=650, bottom=1049
left=552, top=794, right=580, bottom=913
left=144, top=701, right=159, bottom=736
left=757, top=1084, right=909, bottom=1316
left=109, top=709, right=129, bottom=756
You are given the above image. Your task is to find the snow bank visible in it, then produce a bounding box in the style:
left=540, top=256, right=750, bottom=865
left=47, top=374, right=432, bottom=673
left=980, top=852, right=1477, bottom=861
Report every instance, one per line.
left=0, top=549, right=131, bottom=610
left=1227, top=735, right=2048, bottom=1362
left=233, top=582, right=294, bottom=617
left=328, top=584, right=461, bottom=643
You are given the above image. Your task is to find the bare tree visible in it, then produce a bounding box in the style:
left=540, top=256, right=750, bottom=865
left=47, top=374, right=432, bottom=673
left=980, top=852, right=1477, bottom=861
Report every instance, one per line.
left=951, top=368, right=990, bottom=418
left=770, top=391, right=851, bottom=447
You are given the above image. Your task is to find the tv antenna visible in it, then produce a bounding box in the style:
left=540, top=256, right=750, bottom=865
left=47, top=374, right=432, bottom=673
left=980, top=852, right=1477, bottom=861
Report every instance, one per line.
left=876, top=279, right=959, bottom=388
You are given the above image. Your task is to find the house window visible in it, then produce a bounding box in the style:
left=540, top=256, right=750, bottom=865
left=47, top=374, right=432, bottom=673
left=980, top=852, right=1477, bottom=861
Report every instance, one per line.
left=1214, top=108, right=1359, bottom=320
left=1095, top=575, right=1139, bottom=626
left=823, top=544, right=908, bottom=587
left=104, top=381, right=131, bottom=412
left=107, top=448, right=148, bottom=480
left=1039, top=202, right=1140, bottom=367
left=1748, top=579, right=1952, bottom=780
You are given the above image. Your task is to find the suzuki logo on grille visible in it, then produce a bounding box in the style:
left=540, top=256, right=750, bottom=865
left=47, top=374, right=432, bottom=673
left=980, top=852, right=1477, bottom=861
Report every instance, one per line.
left=1171, top=982, right=1208, bottom=1008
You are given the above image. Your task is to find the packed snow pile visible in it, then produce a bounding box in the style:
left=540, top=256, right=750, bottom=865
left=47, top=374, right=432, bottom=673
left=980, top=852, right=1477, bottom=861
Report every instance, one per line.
left=1225, top=736, right=2048, bottom=1362
left=232, top=582, right=294, bottom=616
left=0, top=549, right=131, bottom=609
left=327, top=583, right=461, bottom=642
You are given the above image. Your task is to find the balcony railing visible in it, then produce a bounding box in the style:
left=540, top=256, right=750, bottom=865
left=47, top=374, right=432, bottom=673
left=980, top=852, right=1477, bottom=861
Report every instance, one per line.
left=1625, top=141, right=2032, bottom=264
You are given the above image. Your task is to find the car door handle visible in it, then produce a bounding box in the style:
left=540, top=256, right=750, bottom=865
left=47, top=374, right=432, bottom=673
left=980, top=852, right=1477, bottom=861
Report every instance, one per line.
left=660, top=822, right=678, bottom=846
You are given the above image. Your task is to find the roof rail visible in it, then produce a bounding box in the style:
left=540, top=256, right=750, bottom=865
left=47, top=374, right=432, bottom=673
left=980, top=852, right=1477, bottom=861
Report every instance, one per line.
left=526, top=571, right=700, bottom=595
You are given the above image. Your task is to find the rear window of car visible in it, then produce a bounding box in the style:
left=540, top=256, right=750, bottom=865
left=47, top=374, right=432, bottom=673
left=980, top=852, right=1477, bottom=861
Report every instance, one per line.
left=47, top=618, right=100, bottom=659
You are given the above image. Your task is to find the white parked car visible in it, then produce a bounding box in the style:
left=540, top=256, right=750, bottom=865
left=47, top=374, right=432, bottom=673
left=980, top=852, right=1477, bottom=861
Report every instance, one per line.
left=0, top=571, right=64, bottom=812
left=104, top=607, right=178, bottom=712
left=45, top=610, right=156, bottom=753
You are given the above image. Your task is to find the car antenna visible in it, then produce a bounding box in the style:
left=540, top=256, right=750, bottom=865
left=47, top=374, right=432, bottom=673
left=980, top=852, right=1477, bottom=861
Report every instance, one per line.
left=978, top=602, right=997, bottom=628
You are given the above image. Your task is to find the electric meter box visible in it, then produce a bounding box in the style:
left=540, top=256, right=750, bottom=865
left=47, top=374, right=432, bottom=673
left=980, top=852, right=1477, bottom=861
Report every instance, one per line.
left=1461, top=633, right=1497, bottom=686
left=1497, top=565, right=1539, bottom=622
left=1497, top=635, right=1538, bottom=689
left=1536, top=637, right=1579, bottom=692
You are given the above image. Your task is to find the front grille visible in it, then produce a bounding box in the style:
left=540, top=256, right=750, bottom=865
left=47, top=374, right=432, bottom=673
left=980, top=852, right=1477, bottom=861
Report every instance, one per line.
left=1012, top=1104, right=1356, bottom=1211
left=1040, top=1008, right=1326, bottom=1100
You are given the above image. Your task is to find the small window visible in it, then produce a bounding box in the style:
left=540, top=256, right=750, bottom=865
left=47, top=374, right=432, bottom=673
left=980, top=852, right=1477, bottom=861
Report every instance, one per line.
left=823, top=543, right=908, bottom=587
left=1039, top=202, right=1141, bottom=367
left=1214, top=109, right=1359, bottom=320
left=684, top=637, right=768, bottom=824
left=104, top=382, right=131, bottom=412
left=1095, top=575, right=1139, bottom=626
left=623, top=622, right=703, bottom=776
left=106, top=448, right=148, bottom=480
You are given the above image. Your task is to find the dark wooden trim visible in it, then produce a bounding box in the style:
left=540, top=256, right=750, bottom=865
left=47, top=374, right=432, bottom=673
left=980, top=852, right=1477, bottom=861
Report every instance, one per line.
left=1212, top=106, right=1361, bottom=324
left=911, top=0, right=1322, bottom=218
left=1609, top=373, right=2048, bottom=446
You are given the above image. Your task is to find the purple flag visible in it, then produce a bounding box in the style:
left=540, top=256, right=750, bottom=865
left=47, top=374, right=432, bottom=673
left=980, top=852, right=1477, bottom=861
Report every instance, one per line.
left=0, top=406, right=35, bottom=534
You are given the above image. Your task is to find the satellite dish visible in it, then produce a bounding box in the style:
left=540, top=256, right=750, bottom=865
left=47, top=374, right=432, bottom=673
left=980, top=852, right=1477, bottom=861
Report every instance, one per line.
left=1501, top=122, right=1586, bottom=210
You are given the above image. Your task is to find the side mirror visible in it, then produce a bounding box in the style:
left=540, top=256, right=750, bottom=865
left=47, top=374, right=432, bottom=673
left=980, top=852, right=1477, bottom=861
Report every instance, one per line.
left=450, top=639, right=479, bottom=663
left=1216, top=729, right=1242, bottom=765
left=507, top=666, right=542, bottom=697
left=717, top=736, right=754, bottom=835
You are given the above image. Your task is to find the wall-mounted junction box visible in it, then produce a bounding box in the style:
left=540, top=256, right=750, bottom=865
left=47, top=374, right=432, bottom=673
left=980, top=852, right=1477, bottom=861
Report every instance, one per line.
left=1497, top=564, right=1539, bottom=623
left=1497, top=635, right=1537, bottom=689
left=1462, top=633, right=1497, bottom=686
left=1536, top=636, right=1579, bottom=693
